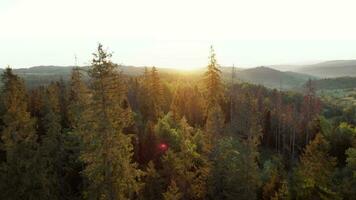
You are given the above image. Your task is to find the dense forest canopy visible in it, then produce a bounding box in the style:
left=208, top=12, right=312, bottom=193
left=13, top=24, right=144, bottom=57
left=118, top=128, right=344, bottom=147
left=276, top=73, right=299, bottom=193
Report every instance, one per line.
left=0, top=44, right=355, bottom=200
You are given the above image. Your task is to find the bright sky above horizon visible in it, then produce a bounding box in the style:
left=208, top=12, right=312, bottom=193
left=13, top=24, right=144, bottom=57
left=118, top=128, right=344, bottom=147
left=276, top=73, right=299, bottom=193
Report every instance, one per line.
left=2, top=0, right=356, bottom=69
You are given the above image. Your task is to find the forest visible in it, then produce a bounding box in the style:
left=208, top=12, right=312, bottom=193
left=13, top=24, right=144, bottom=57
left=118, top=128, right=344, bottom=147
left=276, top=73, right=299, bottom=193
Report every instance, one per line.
left=0, top=44, right=355, bottom=200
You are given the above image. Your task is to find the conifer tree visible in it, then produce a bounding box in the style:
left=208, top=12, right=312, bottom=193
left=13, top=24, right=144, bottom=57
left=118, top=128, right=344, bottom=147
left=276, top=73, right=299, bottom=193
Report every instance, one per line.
left=78, top=44, right=142, bottom=199
left=271, top=181, right=290, bottom=200
left=208, top=136, right=260, bottom=200
left=293, top=133, right=339, bottom=199
left=68, top=67, right=89, bottom=129
left=170, top=85, right=205, bottom=127
left=139, top=67, right=163, bottom=122
left=140, top=161, right=164, bottom=200
left=204, top=46, right=225, bottom=136
left=156, top=114, right=210, bottom=199
left=346, top=148, right=356, bottom=178
left=39, top=83, right=65, bottom=200
left=163, top=180, right=182, bottom=200
left=0, top=68, right=46, bottom=199
left=150, top=66, right=163, bottom=117
left=204, top=46, right=224, bottom=107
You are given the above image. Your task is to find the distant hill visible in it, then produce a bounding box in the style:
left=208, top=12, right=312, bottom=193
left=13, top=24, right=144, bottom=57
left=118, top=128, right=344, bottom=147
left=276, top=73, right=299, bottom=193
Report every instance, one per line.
left=296, top=60, right=356, bottom=78
left=270, top=60, right=356, bottom=78
left=267, top=64, right=300, bottom=72
left=310, top=77, right=356, bottom=90
left=232, top=66, right=314, bottom=89
left=0, top=65, right=313, bottom=89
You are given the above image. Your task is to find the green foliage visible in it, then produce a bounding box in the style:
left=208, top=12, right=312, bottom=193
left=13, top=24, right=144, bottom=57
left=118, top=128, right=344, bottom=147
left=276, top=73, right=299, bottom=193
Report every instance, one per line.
left=140, top=161, right=164, bottom=200
left=204, top=46, right=224, bottom=108
left=39, top=84, right=63, bottom=199
left=162, top=180, right=182, bottom=200
left=292, top=134, right=340, bottom=200
left=261, top=156, right=288, bottom=200
left=208, top=137, right=261, bottom=200
left=346, top=148, right=356, bottom=177
left=0, top=68, right=46, bottom=199
left=156, top=114, right=211, bottom=199
left=77, top=44, right=142, bottom=199
left=328, top=123, right=356, bottom=166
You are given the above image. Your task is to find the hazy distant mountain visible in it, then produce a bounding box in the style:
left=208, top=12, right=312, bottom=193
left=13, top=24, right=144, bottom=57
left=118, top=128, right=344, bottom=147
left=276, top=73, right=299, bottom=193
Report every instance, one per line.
left=267, top=65, right=300, bottom=72
left=269, top=60, right=356, bottom=78
left=295, top=60, right=356, bottom=78
left=232, top=66, right=314, bottom=89
left=310, top=77, right=356, bottom=90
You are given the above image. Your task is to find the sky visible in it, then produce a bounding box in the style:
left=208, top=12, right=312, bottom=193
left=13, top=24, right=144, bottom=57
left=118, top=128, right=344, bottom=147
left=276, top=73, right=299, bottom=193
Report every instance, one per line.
left=1, top=0, right=356, bottom=69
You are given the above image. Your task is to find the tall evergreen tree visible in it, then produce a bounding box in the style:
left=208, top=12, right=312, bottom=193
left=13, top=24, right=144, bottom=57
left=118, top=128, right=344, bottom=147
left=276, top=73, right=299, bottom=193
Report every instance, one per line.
left=68, top=67, right=89, bottom=129
left=150, top=66, right=163, bottom=118
left=0, top=68, right=46, bottom=199
left=163, top=180, right=182, bottom=200
left=208, top=136, right=260, bottom=200
left=204, top=46, right=225, bottom=136
left=78, top=44, right=142, bottom=199
left=66, top=67, right=90, bottom=199
left=204, top=46, right=224, bottom=107
left=292, top=133, right=339, bottom=200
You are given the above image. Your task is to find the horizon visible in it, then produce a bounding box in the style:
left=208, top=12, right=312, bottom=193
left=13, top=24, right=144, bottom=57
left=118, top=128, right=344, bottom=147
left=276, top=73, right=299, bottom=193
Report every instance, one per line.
left=1, top=58, right=355, bottom=72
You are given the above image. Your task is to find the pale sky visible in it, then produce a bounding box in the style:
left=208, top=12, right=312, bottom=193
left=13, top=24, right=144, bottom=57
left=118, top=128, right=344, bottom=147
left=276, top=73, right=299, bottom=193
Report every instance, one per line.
left=2, top=0, right=356, bottom=69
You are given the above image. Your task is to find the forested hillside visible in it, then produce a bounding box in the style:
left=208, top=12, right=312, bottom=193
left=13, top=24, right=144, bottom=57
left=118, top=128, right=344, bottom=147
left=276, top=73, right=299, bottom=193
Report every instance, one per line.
left=312, top=77, right=356, bottom=90
left=0, top=44, right=355, bottom=200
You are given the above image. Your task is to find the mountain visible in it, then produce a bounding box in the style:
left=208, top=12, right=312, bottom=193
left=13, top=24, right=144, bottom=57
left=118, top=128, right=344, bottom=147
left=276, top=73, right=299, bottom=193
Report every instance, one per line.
left=232, top=66, right=314, bottom=89
left=270, top=60, right=356, bottom=78
left=310, top=77, right=356, bottom=90
left=267, top=64, right=300, bottom=72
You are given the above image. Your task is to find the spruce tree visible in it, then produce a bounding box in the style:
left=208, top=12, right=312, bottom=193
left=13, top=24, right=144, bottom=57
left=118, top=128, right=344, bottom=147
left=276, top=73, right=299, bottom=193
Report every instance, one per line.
left=204, top=46, right=225, bottom=136
left=0, top=68, right=45, bottom=199
left=163, top=180, right=182, bottom=200
left=150, top=66, right=163, bottom=118
left=156, top=114, right=210, bottom=199
left=204, top=46, right=224, bottom=107
left=78, top=44, right=142, bottom=199
left=208, top=136, right=260, bottom=200
left=140, top=161, right=164, bottom=200
left=39, top=83, right=64, bottom=199
left=293, top=133, right=339, bottom=200
left=68, top=67, right=89, bottom=129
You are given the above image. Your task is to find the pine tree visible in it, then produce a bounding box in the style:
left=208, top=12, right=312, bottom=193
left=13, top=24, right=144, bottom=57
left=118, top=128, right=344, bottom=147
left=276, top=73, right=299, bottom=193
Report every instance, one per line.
left=58, top=78, right=70, bottom=129
left=156, top=114, right=210, bottom=199
left=208, top=136, right=260, bottom=200
left=204, top=46, right=225, bottom=136
left=293, top=133, right=339, bottom=200
left=140, top=161, right=164, bottom=200
left=346, top=148, right=356, bottom=178
left=78, top=44, right=142, bottom=199
left=163, top=180, right=182, bottom=200
left=271, top=181, right=290, bottom=200
left=68, top=67, right=89, bottom=129
left=150, top=66, right=163, bottom=117
left=0, top=68, right=46, bottom=199
left=139, top=67, right=163, bottom=122
left=170, top=85, right=205, bottom=127
left=39, top=83, right=64, bottom=199
left=204, top=46, right=224, bottom=107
